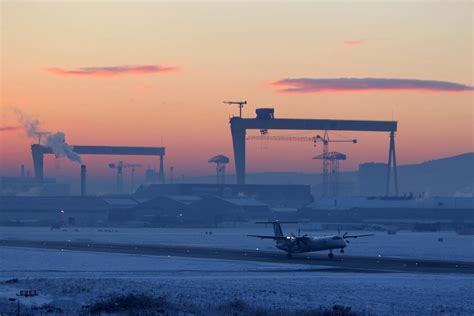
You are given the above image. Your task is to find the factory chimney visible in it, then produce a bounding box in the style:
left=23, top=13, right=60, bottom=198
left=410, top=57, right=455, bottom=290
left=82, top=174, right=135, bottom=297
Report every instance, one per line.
left=20, top=164, right=25, bottom=177
left=80, top=164, right=86, bottom=197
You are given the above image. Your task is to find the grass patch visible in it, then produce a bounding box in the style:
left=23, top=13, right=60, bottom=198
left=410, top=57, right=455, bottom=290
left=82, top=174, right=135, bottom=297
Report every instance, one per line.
left=4, top=278, right=19, bottom=284
left=217, top=299, right=363, bottom=316
left=89, top=293, right=170, bottom=314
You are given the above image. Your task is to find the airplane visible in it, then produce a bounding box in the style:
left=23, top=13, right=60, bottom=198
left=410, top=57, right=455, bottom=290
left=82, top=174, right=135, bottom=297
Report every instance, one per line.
left=248, top=221, right=374, bottom=259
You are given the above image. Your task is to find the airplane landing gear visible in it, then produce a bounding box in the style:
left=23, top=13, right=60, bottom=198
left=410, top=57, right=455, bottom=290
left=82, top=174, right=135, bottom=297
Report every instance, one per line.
left=287, top=252, right=293, bottom=259
left=340, top=248, right=344, bottom=253
left=328, top=251, right=334, bottom=259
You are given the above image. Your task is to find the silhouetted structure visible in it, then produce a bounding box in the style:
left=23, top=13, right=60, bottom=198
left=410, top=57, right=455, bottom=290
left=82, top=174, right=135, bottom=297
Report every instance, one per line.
left=0, top=176, right=69, bottom=196
left=249, top=130, right=355, bottom=196
left=80, top=164, right=86, bottom=197
left=134, top=183, right=312, bottom=207
left=145, top=168, right=161, bottom=183
left=109, top=161, right=142, bottom=194
left=224, top=100, right=247, bottom=118
left=230, top=107, right=398, bottom=195
left=0, top=196, right=109, bottom=226
left=32, top=144, right=165, bottom=183
left=314, top=151, right=346, bottom=197
left=208, top=155, right=230, bottom=184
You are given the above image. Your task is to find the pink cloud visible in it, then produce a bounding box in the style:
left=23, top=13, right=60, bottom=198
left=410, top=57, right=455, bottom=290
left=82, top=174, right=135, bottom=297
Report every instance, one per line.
left=45, top=65, right=178, bottom=77
left=271, top=78, right=474, bottom=94
left=0, top=126, right=21, bottom=132
left=343, top=39, right=365, bottom=46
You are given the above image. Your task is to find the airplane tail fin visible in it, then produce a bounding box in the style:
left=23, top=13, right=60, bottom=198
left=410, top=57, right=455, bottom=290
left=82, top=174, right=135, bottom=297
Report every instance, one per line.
left=255, top=221, right=297, bottom=237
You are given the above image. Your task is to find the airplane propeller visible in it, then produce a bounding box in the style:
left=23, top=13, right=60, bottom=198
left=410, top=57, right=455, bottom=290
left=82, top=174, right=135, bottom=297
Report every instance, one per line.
left=288, top=233, right=309, bottom=251
left=342, top=231, right=350, bottom=243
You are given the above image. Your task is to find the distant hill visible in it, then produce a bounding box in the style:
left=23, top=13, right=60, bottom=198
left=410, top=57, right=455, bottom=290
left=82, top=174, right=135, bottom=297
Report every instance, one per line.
left=398, top=153, right=474, bottom=196
left=186, top=152, right=474, bottom=197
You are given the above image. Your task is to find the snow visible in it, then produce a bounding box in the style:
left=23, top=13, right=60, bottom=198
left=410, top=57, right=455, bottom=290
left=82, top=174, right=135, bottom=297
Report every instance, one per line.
left=1, top=226, right=473, bottom=261
left=0, top=247, right=473, bottom=315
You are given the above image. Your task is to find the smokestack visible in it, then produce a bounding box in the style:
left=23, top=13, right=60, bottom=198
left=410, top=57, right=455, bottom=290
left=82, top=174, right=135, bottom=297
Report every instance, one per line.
left=21, top=164, right=25, bottom=177
left=80, top=164, right=86, bottom=197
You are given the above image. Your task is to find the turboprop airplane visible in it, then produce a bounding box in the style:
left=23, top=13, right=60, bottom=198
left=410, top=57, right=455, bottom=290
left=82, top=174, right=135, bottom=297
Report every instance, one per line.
left=248, top=221, right=374, bottom=259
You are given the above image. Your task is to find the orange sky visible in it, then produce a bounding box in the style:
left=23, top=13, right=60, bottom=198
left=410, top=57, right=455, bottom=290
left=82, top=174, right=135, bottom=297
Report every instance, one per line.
left=1, top=1, right=473, bottom=182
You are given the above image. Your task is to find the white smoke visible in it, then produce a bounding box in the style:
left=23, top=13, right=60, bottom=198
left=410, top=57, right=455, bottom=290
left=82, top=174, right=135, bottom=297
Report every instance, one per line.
left=45, top=132, right=81, bottom=163
left=13, top=108, right=41, bottom=138
left=13, top=108, right=82, bottom=163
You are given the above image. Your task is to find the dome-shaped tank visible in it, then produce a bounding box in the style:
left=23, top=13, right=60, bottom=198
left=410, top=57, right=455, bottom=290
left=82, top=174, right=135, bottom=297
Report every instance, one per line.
left=208, top=155, right=230, bottom=164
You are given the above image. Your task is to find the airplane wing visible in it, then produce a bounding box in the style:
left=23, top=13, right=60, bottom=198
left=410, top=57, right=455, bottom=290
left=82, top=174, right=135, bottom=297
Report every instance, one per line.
left=343, top=233, right=375, bottom=239
left=247, top=234, right=288, bottom=240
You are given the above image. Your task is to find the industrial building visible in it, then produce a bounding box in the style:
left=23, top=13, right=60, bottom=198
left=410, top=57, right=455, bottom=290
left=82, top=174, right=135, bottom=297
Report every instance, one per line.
left=298, top=196, right=474, bottom=226
left=0, top=196, right=109, bottom=226
left=0, top=193, right=274, bottom=227
left=111, top=195, right=271, bottom=227
left=134, top=183, right=313, bottom=207
left=0, top=176, right=70, bottom=196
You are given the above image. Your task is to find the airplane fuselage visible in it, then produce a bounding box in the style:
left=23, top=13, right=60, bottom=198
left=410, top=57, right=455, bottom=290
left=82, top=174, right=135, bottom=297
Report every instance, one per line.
left=275, top=235, right=347, bottom=254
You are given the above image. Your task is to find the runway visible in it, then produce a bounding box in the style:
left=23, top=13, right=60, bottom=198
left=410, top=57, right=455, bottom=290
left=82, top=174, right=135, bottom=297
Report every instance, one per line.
left=1, top=239, right=473, bottom=274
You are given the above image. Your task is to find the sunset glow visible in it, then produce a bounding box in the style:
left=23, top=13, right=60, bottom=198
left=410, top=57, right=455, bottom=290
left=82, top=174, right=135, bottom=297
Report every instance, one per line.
left=1, top=1, right=472, bottom=185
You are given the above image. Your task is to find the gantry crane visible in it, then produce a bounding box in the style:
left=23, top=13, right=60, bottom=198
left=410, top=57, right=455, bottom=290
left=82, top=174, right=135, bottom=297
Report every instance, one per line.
left=247, top=130, right=357, bottom=197
left=108, top=161, right=142, bottom=193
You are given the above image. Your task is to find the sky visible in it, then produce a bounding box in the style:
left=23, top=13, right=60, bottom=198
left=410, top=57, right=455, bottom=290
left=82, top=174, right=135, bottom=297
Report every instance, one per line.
left=1, top=1, right=473, bottom=189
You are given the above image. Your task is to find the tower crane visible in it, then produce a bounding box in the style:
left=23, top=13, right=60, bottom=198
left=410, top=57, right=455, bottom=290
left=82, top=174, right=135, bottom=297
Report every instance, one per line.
left=224, top=100, right=247, bottom=118
left=108, top=161, right=142, bottom=194
left=313, top=151, right=346, bottom=197
left=247, top=131, right=357, bottom=197
left=315, top=131, right=356, bottom=197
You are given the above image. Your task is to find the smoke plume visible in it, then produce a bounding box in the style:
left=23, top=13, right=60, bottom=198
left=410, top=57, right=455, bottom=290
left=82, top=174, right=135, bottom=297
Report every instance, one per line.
left=13, top=108, right=82, bottom=163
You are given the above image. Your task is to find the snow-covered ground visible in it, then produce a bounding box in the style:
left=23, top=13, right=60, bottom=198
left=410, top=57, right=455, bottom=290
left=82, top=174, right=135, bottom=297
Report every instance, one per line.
left=1, top=226, right=473, bottom=261
left=0, top=247, right=473, bottom=315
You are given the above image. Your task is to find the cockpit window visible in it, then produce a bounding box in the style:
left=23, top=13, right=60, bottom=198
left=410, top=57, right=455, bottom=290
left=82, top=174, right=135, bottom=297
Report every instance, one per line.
left=332, top=236, right=342, bottom=240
